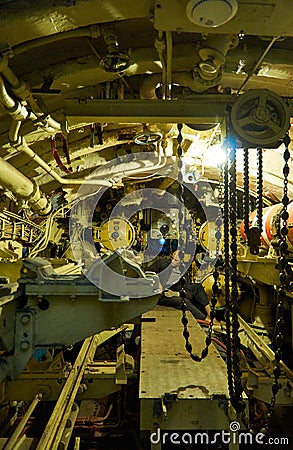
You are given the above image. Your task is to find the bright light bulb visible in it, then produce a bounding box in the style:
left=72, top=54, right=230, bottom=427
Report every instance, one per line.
left=205, top=144, right=226, bottom=167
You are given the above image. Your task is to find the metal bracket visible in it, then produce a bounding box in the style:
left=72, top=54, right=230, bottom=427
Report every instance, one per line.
left=32, top=77, right=61, bottom=95
left=115, top=344, right=134, bottom=384
left=0, top=42, right=13, bottom=64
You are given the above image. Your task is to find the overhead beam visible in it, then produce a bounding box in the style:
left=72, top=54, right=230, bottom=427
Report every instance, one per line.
left=65, top=97, right=235, bottom=126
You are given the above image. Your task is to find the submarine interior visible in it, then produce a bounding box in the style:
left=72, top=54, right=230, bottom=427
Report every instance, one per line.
left=0, top=1, right=293, bottom=449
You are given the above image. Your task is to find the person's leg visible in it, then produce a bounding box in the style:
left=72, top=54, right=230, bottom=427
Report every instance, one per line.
left=159, top=295, right=206, bottom=320
left=189, top=283, right=209, bottom=307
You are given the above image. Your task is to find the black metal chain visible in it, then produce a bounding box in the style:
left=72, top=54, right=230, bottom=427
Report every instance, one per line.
left=177, top=124, right=220, bottom=362
left=243, top=147, right=250, bottom=243
left=256, top=147, right=263, bottom=233
left=223, top=150, right=235, bottom=400
left=228, top=141, right=246, bottom=414
left=266, top=131, right=291, bottom=429
left=249, top=147, right=263, bottom=254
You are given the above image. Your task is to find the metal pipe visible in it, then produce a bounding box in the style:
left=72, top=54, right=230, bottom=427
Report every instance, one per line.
left=166, top=31, right=173, bottom=100
left=0, top=63, right=21, bottom=89
left=0, top=76, right=15, bottom=109
left=0, top=156, right=51, bottom=214
left=11, top=137, right=112, bottom=187
left=86, top=152, right=167, bottom=180
left=0, top=74, right=60, bottom=136
left=140, top=71, right=208, bottom=99
left=8, top=119, right=21, bottom=143
left=3, top=394, right=42, bottom=450
left=155, top=31, right=167, bottom=100
left=0, top=62, right=62, bottom=132
left=12, top=24, right=101, bottom=55
left=197, top=34, right=236, bottom=81
left=237, top=36, right=280, bottom=94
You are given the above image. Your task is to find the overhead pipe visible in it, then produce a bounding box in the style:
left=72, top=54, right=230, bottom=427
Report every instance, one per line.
left=0, top=77, right=110, bottom=189
left=0, top=75, right=61, bottom=137
left=8, top=112, right=163, bottom=187
left=87, top=152, right=168, bottom=180
left=140, top=71, right=209, bottom=99
left=0, top=58, right=62, bottom=132
left=154, top=31, right=167, bottom=100
left=12, top=24, right=101, bottom=55
left=100, top=25, right=130, bottom=73
left=10, top=136, right=113, bottom=187
left=195, top=34, right=237, bottom=82
left=0, top=76, right=15, bottom=109
left=166, top=31, right=173, bottom=100
left=141, top=34, right=237, bottom=99
left=0, top=157, right=51, bottom=214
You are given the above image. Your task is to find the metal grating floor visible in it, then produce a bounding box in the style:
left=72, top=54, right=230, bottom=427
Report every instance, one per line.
left=139, top=308, right=234, bottom=431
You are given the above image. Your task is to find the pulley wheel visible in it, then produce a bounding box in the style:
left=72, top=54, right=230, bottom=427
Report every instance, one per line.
left=231, top=89, right=289, bottom=147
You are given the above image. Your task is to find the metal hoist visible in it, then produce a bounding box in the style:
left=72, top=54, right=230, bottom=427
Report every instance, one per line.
left=175, top=104, right=291, bottom=426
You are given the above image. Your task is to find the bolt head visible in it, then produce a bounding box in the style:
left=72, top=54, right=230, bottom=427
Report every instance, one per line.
left=20, top=341, right=30, bottom=350
left=21, top=314, right=30, bottom=324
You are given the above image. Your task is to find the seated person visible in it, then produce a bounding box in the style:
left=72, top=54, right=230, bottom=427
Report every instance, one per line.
left=146, top=250, right=211, bottom=320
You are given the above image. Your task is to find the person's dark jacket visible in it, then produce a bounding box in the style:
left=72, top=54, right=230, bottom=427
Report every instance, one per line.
left=144, top=256, right=208, bottom=309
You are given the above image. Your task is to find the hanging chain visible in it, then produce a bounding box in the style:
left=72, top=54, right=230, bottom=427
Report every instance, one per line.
left=243, top=147, right=250, bottom=243
left=228, top=141, right=246, bottom=414
left=249, top=147, right=263, bottom=254
left=256, top=147, right=263, bottom=233
left=218, top=164, right=224, bottom=208
left=266, top=131, right=291, bottom=429
left=211, top=162, right=225, bottom=323
left=177, top=124, right=220, bottom=362
left=223, top=148, right=234, bottom=400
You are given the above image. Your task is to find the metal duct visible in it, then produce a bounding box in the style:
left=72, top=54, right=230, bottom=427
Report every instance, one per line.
left=0, top=157, right=51, bottom=214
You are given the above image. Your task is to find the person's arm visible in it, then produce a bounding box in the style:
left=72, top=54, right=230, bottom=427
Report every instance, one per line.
left=205, top=303, right=211, bottom=319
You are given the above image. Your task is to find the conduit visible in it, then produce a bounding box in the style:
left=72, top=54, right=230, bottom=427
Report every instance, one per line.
left=154, top=31, right=167, bottom=100
left=0, top=157, right=51, bottom=214
left=0, top=76, right=111, bottom=188
left=166, top=31, right=173, bottom=100
left=10, top=137, right=113, bottom=187
left=12, top=24, right=101, bottom=55
left=0, top=76, right=15, bottom=109
left=140, top=71, right=208, bottom=99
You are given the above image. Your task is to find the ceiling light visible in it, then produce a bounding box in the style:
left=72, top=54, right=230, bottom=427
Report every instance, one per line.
left=186, top=0, right=238, bottom=28
left=204, top=144, right=227, bottom=166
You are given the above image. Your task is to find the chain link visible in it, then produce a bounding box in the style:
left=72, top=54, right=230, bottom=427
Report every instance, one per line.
left=223, top=149, right=235, bottom=400
left=177, top=124, right=220, bottom=362
left=228, top=141, right=246, bottom=413
left=256, top=147, right=263, bottom=234
left=266, top=131, right=291, bottom=429
left=243, top=147, right=250, bottom=243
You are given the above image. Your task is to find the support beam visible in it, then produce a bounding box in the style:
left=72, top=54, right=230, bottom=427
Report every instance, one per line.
left=65, top=97, right=235, bottom=126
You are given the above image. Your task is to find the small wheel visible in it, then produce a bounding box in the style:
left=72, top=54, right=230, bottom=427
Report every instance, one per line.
left=231, top=89, right=289, bottom=147
left=134, top=131, right=163, bottom=145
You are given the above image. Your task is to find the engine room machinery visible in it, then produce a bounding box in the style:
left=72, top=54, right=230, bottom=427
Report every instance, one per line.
left=0, top=1, right=293, bottom=448
left=0, top=89, right=293, bottom=450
